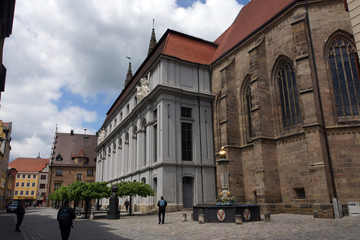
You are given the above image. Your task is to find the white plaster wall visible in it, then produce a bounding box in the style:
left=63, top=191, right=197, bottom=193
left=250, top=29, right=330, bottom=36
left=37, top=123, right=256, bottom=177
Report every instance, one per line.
left=96, top=56, right=215, bottom=210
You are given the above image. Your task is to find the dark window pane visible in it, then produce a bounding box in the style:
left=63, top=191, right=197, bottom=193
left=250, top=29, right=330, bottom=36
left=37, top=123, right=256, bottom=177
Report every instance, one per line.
left=181, top=107, right=192, bottom=118
left=181, top=122, right=192, bottom=161
left=329, top=37, right=360, bottom=118
left=277, top=60, right=301, bottom=128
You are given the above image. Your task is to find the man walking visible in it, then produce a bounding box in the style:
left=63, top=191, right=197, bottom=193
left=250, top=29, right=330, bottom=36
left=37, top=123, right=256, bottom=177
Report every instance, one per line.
left=15, top=200, right=25, bottom=232
left=124, top=199, right=130, bottom=212
left=157, top=196, right=167, bottom=224
left=57, top=200, right=76, bottom=240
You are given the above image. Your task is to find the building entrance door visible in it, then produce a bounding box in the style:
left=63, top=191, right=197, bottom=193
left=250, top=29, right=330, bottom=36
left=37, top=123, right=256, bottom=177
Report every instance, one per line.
left=182, top=177, right=194, bottom=208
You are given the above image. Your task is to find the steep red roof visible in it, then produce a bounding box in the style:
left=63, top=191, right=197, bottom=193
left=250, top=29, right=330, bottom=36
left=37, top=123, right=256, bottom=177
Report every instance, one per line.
left=162, top=32, right=217, bottom=65
left=9, top=158, right=49, bottom=172
left=213, top=0, right=296, bottom=61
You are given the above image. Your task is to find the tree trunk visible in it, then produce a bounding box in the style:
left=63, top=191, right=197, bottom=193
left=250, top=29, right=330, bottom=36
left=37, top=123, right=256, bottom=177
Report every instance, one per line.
left=129, top=197, right=132, bottom=216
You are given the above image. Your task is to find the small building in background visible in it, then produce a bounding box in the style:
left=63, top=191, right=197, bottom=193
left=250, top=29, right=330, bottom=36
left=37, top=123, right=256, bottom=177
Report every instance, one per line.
left=47, top=129, right=97, bottom=207
left=4, top=167, right=17, bottom=206
left=9, top=157, right=49, bottom=206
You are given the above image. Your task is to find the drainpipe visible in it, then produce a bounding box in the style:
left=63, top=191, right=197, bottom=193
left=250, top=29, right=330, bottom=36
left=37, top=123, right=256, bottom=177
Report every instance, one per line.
left=305, top=1, right=337, bottom=199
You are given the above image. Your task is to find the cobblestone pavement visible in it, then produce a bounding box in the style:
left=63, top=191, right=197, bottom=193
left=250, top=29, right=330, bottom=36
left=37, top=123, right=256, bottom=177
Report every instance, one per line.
left=13, top=207, right=360, bottom=240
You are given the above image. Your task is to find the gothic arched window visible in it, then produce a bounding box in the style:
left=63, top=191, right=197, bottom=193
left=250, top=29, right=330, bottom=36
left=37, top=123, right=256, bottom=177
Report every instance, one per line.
left=245, top=84, right=253, bottom=139
left=276, top=60, right=301, bottom=128
left=328, top=37, right=360, bottom=118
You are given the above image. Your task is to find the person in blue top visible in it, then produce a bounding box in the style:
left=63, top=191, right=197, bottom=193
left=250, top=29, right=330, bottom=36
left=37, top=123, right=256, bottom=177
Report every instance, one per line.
left=157, top=196, right=167, bottom=224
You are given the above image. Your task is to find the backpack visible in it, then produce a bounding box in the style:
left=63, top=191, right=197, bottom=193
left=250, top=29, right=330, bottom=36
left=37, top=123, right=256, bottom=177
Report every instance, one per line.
left=159, top=200, right=165, bottom=207
left=58, top=208, right=71, bottom=223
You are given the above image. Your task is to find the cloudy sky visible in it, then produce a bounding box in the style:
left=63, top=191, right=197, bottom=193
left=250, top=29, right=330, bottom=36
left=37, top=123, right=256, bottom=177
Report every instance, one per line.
left=1, top=0, right=249, bottom=161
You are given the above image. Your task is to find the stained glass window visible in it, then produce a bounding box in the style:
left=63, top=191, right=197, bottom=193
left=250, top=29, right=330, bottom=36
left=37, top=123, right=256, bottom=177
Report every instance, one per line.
left=328, top=37, right=360, bottom=118
left=277, top=60, right=301, bottom=128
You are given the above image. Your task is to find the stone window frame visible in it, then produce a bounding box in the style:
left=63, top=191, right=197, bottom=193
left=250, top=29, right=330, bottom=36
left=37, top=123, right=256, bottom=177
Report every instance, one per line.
left=325, top=30, right=360, bottom=123
left=239, top=75, right=253, bottom=144
left=272, top=56, right=302, bottom=133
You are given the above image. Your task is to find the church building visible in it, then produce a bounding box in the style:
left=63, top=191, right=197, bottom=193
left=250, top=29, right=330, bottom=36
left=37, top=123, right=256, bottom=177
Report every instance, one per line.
left=211, top=0, right=360, bottom=218
left=96, top=28, right=216, bottom=212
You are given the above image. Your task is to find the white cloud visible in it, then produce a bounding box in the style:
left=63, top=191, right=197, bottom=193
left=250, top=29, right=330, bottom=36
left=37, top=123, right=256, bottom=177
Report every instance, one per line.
left=1, top=0, right=244, bottom=161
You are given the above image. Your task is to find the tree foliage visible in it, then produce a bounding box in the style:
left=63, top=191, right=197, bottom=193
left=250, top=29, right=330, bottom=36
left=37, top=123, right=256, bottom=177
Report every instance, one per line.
left=116, top=181, right=155, bottom=198
left=49, top=181, right=111, bottom=202
left=49, top=186, right=69, bottom=201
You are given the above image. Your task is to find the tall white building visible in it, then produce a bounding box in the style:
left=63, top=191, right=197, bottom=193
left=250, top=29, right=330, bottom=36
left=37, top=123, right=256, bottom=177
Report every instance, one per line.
left=96, top=29, right=216, bottom=212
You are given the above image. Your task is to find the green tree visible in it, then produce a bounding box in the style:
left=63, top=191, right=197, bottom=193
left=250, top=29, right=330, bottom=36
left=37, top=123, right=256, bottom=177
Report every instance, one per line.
left=49, top=186, right=70, bottom=208
left=67, top=181, right=111, bottom=218
left=116, top=181, right=155, bottom=215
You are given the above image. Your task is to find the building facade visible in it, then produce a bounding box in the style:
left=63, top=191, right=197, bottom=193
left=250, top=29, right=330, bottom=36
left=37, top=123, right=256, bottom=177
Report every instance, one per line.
left=4, top=167, right=17, bottom=206
left=211, top=0, right=359, bottom=218
left=0, top=120, right=11, bottom=208
left=346, top=0, right=360, bottom=56
left=0, top=0, right=15, bottom=103
left=47, top=130, right=97, bottom=207
left=9, top=157, right=49, bottom=206
left=96, top=29, right=216, bottom=212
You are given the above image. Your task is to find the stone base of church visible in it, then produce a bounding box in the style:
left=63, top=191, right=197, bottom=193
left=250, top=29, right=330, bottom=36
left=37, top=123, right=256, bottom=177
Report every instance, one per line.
left=260, top=202, right=337, bottom=219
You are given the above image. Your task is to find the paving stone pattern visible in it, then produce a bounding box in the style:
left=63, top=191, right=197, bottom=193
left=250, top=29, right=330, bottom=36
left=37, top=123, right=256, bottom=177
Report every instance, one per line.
left=15, top=208, right=360, bottom=240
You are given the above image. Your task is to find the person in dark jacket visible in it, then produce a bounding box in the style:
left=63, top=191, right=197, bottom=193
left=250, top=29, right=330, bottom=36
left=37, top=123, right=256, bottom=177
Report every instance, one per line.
left=124, top=199, right=130, bottom=212
left=15, top=200, right=25, bottom=232
left=57, top=200, right=76, bottom=240
left=157, top=196, right=167, bottom=224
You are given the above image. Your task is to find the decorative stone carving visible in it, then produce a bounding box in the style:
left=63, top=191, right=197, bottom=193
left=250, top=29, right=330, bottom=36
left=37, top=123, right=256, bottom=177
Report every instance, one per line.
left=98, top=129, right=105, bottom=143
left=136, top=72, right=151, bottom=102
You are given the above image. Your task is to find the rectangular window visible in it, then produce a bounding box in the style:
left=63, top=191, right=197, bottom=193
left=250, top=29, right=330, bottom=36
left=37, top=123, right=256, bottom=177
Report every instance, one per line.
left=54, top=183, right=61, bottom=190
left=33, top=174, right=36, bottom=179
left=16, top=182, right=19, bottom=187
left=181, top=107, right=192, bottom=118
left=20, top=191, right=24, bottom=196
left=31, top=191, right=35, bottom=196
left=87, top=169, right=93, bottom=176
left=56, top=169, right=63, bottom=176
left=26, top=182, right=30, bottom=187
left=41, top=175, right=46, bottom=180
left=154, top=124, right=157, bottom=162
left=77, top=174, right=82, bottom=181
left=41, top=192, right=45, bottom=197
left=25, top=191, right=29, bottom=195
left=32, top=182, right=36, bottom=187
left=15, top=191, right=18, bottom=195
left=27, top=174, right=31, bottom=178
left=17, top=174, right=20, bottom=178
left=181, top=122, right=193, bottom=161
left=22, top=174, right=25, bottom=178
left=21, top=182, right=25, bottom=187
left=40, top=184, right=46, bottom=189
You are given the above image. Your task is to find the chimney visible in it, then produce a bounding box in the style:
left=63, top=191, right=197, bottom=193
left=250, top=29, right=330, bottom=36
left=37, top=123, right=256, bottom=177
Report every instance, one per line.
left=70, top=130, right=74, bottom=135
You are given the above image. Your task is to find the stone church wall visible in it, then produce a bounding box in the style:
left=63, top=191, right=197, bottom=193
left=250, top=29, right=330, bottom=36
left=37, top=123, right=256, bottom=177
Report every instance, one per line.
left=212, top=0, right=358, bottom=217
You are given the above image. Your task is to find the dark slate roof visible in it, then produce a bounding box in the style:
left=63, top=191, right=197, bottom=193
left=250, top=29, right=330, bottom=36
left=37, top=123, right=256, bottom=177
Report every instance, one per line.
left=50, top=132, right=97, bottom=167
